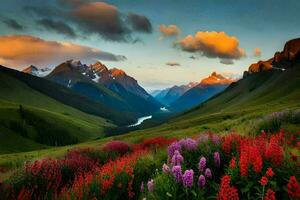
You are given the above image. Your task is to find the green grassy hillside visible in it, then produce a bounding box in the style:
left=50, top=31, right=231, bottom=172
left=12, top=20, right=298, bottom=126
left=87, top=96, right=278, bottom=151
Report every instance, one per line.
left=0, top=69, right=115, bottom=154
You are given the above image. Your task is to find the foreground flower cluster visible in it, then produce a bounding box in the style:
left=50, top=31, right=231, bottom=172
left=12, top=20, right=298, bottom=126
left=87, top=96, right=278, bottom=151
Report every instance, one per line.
left=0, top=137, right=175, bottom=200
left=0, top=130, right=299, bottom=200
left=142, top=130, right=300, bottom=200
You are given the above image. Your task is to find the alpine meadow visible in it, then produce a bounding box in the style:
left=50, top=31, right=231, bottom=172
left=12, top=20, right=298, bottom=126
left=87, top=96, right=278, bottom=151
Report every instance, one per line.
left=0, top=1, right=299, bottom=199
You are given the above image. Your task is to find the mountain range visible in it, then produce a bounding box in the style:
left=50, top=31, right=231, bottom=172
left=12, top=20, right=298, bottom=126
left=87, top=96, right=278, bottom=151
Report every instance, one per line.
left=26, top=60, right=161, bottom=119
left=152, top=82, right=198, bottom=105
left=152, top=72, right=235, bottom=112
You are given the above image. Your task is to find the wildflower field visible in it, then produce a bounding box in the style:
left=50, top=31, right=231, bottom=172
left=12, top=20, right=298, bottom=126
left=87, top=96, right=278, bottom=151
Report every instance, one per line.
left=0, top=130, right=299, bottom=200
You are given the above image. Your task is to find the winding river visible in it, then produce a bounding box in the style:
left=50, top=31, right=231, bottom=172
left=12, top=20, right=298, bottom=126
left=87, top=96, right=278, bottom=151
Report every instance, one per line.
left=128, top=115, right=152, bottom=127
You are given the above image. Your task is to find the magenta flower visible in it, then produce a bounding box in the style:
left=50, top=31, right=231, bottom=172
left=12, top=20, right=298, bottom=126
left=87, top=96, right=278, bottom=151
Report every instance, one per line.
left=179, top=138, right=198, bottom=151
left=171, top=150, right=184, bottom=166
left=199, top=156, right=206, bottom=172
left=182, top=169, right=194, bottom=188
left=213, top=152, right=220, bottom=168
left=140, top=181, right=144, bottom=193
left=162, top=163, right=170, bottom=173
left=204, top=168, right=212, bottom=178
left=172, top=165, right=182, bottom=183
left=198, top=175, right=206, bottom=187
left=168, top=142, right=181, bottom=158
left=147, top=179, right=154, bottom=192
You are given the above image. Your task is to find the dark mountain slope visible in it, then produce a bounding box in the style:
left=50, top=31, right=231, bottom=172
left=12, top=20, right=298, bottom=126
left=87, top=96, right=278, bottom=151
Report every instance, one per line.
left=0, top=66, right=135, bottom=125
left=46, top=60, right=161, bottom=116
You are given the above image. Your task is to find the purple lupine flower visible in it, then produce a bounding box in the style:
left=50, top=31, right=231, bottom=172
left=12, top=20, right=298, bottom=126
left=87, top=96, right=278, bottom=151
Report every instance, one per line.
left=172, top=165, right=182, bottom=183
left=162, top=163, right=170, bottom=173
left=147, top=179, right=154, bottom=192
left=140, top=182, right=144, bottom=193
left=168, top=141, right=181, bottom=158
left=204, top=168, right=212, bottom=178
left=213, top=152, right=220, bottom=168
left=171, top=150, right=184, bottom=166
left=198, top=175, right=206, bottom=187
left=179, top=138, right=198, bottom=151
left=198, top=156, right=206, bottom=172
left=182, top=169, right=194, bottom=188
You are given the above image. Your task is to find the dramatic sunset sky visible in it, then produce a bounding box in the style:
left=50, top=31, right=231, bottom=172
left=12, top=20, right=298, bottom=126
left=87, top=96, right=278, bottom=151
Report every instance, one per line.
left=0, top=0, right=300, bottom=90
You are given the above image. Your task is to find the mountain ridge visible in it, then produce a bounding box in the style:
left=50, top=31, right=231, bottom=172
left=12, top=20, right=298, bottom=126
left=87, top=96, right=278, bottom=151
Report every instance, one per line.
left=46, top=60, right=161, bottom=117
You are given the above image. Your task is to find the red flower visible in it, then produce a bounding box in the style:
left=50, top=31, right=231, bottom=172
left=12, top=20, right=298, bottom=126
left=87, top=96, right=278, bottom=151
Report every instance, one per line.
left=222, top=133, right=243, bottom=155
left=103, top=141, right=131, bottom=156
left=134, top=137, right=176, bottom=151
left=239, top=152, right=248, bottom=177
left=287, top=176, right=300, bottom=199
left=260, top=176, right=268, bottom=186
left=229, top=157, right=236, bottom=169
left=17, top=187, right=31, bottom=200
left=264, top=189, right=276, bottom=200
left=266, top=168, right=274, bottom=178
left=239, top=141, right=263, bottom=176
left=217, top=176, right=239, bottom=200
left=265, top=138, right=284, bottom=166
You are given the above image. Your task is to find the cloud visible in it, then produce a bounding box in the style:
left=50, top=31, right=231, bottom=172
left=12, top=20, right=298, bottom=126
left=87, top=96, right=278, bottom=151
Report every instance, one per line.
left=70, top=2, right=152, bottom=42
left=1, top=18, right=24, bottom=30
left=23, top=2, right=152, bottom=42
left=159, top=24, right=180, bottom=38
left=0, top=35, right=126, bottom=68
left=176, top=31, right=245, bottom=60
left=71, top=2, right=128, bottom=41
left=220, top=59, right=234, bottom=65
left=127, top=13, right=152, bottom=33
left=36, top=18, right=77, bottom=38
left=254, top=48, right=262, bottom=57
left=166, top=61, right=181, bottom=67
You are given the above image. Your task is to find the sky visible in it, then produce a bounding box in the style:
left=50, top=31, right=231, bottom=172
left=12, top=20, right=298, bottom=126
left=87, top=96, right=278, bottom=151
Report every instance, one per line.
left=0, top=0, right=300, bottom=91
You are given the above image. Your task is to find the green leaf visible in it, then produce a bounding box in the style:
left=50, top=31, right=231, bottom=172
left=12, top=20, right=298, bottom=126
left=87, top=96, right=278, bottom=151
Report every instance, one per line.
left=191, top=190, right=197, bottom=197
left=166, top=192, right=172, bottom=197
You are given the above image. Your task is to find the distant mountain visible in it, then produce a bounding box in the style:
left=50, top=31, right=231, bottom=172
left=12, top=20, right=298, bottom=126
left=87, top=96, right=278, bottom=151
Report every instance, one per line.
left=150, top=89, right=162, bottom=97
left=170, top=72, right=235, bottom=112
left=46, top=60, right=161, bottom=117
left=90, top=61, right=156, bottom=101
left=22, top=65, right=51, bottom=77
left=153, top=82, right=198, bottom=105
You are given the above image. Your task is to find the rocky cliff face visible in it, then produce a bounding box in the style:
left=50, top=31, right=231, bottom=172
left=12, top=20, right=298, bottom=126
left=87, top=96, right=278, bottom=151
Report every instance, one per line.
left=273, top=38, right=300, bottom=67
left=245, top=38, right=300, bottom=77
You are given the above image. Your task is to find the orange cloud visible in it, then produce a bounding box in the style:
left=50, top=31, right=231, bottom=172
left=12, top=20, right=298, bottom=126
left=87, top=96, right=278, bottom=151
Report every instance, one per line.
left=254, top=48, right=262, bottom=57
left=159, top=24, right=180, bottom=38
left=0, top=35, right=125, bottom=68
left=177, top=31, right=245, bottom=60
